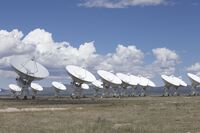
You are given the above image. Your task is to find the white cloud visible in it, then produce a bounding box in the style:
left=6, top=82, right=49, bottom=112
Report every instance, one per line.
left=22, top=29, right=98, bottom=68
left=0, top=29, right=35, bottom=58
left=151, top=47, right=179, bottom=75
left=0, top=28, right=181, bottom=84
left=187, top=62, right=200, bottom=76
left=0, top=28, right=99, bottom=78
left=95, top=44, right=144, bottom=73
left=79, top=0, right=168, bottom=8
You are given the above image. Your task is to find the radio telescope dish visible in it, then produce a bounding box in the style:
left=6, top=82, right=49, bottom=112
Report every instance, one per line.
left=138, top=77, right=149, bottom=96
left=116, top=73, right=138, bottom=97
left=30, top=83, right=43, bottom=99
left=52, top=81, right=67, bottom=97
left=97, top=70, right=122, bottom=87
left=10, top=56, right=49, bottom=80
left=187, top=73, right=200, bottom=95
left=129, top=75, right=139, bottom=86
left=31, top=83, right=43, bottom=91
left=9, top=84, right=22, bottom=92
left=97, top=70, right=122, bottom=97
left=129, top=75, right=140, bottom=96
left=147, top=79, right=156, bottom=87
left=188, top=73, right=200, bottom=86
left=9, top=84, right=22, bottom=99
left=92, top=80, right=103, bottom=97
left=92, top=80, right=103, bottom=89
left=66, top=65, right=95, bottom=98
left=66, top=65, right=96, bottom=84
left=10, top=56, right=49, bottom=99
left=173, top=77, right=187, bottom=87
left=162, top=75, right=180, bottom=87
left=170, top=76, right=187, bottom=96
left=81, top=83, right=89, bottom=90
left=116, top=73, right=131, bottom=87
left=116, top=73, right=131, bottom=97
left=161, top=75, right=180, bottom=96
left=138, top=77, right=148, bottom=87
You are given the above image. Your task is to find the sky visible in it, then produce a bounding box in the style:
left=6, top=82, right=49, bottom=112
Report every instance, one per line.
left=0, top=0, right=200, bottom=88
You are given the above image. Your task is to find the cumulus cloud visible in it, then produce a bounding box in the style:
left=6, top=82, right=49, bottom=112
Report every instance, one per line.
left=0, top=28, right=99, bottom=78
left=22, top=29, right=98, bottom=68
left=0, top=28, right=181, bottom=83
left=0, top=29, right=35, bottom=58
left=187, top=62, right=200, bottom=76
left=79, top=0, right=168, bottom=8
left=151, top=47, right=179, bottom=75
left=95, top=44, right=144, bottom=74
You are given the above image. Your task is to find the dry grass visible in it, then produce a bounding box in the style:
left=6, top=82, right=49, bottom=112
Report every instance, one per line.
left=0, top=96, right=200, bottom=133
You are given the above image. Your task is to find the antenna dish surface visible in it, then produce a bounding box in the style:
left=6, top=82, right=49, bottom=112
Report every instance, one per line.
left=30, top=83, right=43, bottom=91
left=147, top=79, right=156, bottom=87
left=172, top=76, right=187, bottom=87
left=81, top=83, right=90, bottom=90
left=97, top=70, right=122, bottom=85
left=9, top=84, right=22, bottom=92
left=66, top=65, right=96, bottom=83
left=116, top=73, right=131, bottom=85
left=138, top=77, right=149, bottom=87
left=92, top=80, right=103, bottom=89
left=10, top=56, right=49, bottom=80
left=187, top=73, right=200, bottom=84
left=52, top=81, right=66, bottom=91
left=161, top=75, right=180, bottom=87
left=129, top=75, right=139, bottom=86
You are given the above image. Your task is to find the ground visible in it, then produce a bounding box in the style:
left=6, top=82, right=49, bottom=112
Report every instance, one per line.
left=0, top=96, right=200, bottom=133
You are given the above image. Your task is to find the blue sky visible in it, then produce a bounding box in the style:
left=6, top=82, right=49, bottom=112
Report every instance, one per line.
left=0, top=0, right=200, bottom=88
left=0, top=0, right=199, bottom=58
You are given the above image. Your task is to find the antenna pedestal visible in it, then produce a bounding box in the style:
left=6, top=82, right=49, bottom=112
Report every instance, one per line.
left=32, top=90, right=37, bottom=99
left=54, top=89, right=60, bottom=97
left=112, top=87, right=120, bottom=98
left=12, top=75, right=30, bottom=100
left=93, top=88, right=99, bottom=97
left=173, top=87, right=179, bottom=96
left=72, top=85, right=82, bottom=99
left=102, top=84, right=110, bottom=98
left=71, top=81, right=83, bottom=99
left=11, top=91, right=20, bottom=99
left=163, top=87, right=170, bottom=97
left=140, top=87, right=146, bottom=97
left=120, top=86, right=126, bottom=97
left=16, top=77, right=31, bottom=100
left=131, top=86, right=137, bottom=96
left=191, top=85, right=198, bottom=96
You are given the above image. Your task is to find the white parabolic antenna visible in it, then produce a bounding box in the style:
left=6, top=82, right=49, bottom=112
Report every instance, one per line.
left=138, top=77, right=149, bottom=87
left=92, top=80, right=103, bottom=89
left=187, top=73, right=200, bottom=87
left=9, top=84, right=22, bottom=92
left=52, top=81, right=67, bottom=91
left=97, top=70, right=122, bottom=86
left=10, top=56, right=49, bottom=80
left=81, top=83, right=90, bottom=90
left=116, top=73, right=132, bottom=87
left=129, top=75, right=139, bottom=86
left=66, top=65, right=96, bottom=83
left=172, top=76, right=187, bottom=87
left=147, top=79, right=156, bottom=87
left=30, top=83, right=43, bottom=92
left=161, top=75, right=180, bottom=87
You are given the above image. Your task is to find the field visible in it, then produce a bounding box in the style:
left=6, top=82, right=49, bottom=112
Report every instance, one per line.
left=0, top=96, right=200, bottom=133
